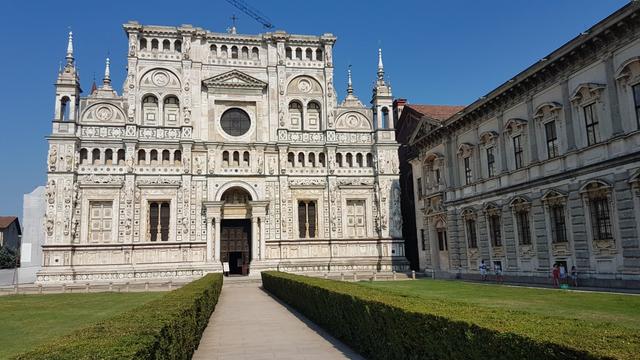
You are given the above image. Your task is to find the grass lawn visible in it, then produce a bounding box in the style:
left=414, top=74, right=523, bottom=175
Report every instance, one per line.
left=0, top=291, right=163, bottom=359
left=360, top=279, right=640, bottom=330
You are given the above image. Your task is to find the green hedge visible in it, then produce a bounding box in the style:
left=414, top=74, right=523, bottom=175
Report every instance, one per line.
left=262, top=271, right=638, bottom=360
left=14, top=273, right=223, bottom=360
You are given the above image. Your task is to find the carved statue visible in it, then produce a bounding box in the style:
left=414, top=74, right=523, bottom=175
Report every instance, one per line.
left=45, top=180, right=56, bottom=204
left=183, top=38, right=191, bottom=59
left=45, top=218, right=54, bottom=236
left=48, top=146, right=57, bottom=171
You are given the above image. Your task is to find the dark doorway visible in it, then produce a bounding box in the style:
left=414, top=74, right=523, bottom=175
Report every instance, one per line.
left=221, top=219, right=251, bottom=275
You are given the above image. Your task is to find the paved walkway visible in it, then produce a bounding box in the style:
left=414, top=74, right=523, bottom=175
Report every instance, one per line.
left=192, top=278, right=363, bottom=360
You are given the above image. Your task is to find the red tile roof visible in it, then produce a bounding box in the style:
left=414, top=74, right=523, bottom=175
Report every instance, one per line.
left=406, top=104, right=465, bottom=121
left=0, top=216, right=18, bottom=230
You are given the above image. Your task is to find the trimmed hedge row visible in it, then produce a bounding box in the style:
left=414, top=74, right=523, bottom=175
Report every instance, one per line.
left=262, top=271, right=638, bottom=360
left=14, top=273, right=223, bottom=360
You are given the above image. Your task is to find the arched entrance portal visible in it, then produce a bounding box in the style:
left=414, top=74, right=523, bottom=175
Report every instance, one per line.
left=220, top=187, right=252, bottom=275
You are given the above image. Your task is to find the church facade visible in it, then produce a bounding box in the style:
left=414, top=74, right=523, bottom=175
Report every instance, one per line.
left=398, top=3, right=640, bottom=287
left=39, top=22, right=407, bottom=283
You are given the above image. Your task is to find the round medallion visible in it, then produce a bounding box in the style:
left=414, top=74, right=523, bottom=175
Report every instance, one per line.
left=297, top=79, right=311, bottom=93
left=96, top=106, right=113, bottom=121
left=347, top=114, right=359, bottom=127
left=152, top=71, right=169, bottom=87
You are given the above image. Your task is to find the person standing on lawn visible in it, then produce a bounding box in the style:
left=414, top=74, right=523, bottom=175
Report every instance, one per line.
left=552, top=263, right=560, bottom=288
left=479, top=260, right=487, bottom=281
left=494, top=262, right=503, bottom=284
left=570, top=265, right=578, bottom=287
left=559, top=264, right=567, bottom=286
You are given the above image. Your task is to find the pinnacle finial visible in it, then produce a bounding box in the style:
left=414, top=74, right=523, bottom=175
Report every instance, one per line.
left=103, top=57, right=111, bottom=86
left=66, top=31, right=74, bottom=65
left=347, top=65, right=353, bottom=95
left=377, top=48, right=384, bottom=81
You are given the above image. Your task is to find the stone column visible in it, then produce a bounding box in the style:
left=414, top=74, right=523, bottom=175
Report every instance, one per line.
left=214, top=216, right=221, bottom=261
left=259, top=216, right=266, bottom=260
left=206, top=216, right=213, bottom=261
left=605, top=54, right=624, bottom=136
left=526, top=97, right=539, bottom=163
left=251, top=217, right=259, bottom=261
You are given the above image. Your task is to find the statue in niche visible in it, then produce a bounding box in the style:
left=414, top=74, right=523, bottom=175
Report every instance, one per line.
left=45, top=180, right=56, bottom=204
left=45, top=218, right=54, bottom=236
left=48, top=146, right=57, bottom=171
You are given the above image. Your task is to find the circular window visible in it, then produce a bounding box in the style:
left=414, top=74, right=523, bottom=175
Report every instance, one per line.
left=220, top=108, right=251, bottom=136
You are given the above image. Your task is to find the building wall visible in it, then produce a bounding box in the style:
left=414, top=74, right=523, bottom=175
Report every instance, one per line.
left=408, top=6, right=640, bottom=286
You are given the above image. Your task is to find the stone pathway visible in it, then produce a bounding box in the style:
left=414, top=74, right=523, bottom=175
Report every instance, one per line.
left=193, top=278, right=363, bottom=360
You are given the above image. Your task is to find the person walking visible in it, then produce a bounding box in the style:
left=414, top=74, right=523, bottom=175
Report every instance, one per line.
left=570, top=265, right=578, bottom=287
left=479, top=260, right=487, bottom=281
left=494, top=262, right=503, bottom=284
left=552, top=263, right=560, bottom=288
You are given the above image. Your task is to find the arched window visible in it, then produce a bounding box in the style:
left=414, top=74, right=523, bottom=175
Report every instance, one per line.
left=298, top=152, right=305, bottom=167
left=150, top=150, right=158, bottom=165
left=162, top=39, right=170, bottom=51
left=60, top=96, right=70, bottom=121
left=221, top=45, right=228, bottom=58
left=151, top=39, right=159, bottom=50
left=308, top=153, right=316, bottom=167
left=295, top=48, right=302, bottom=60
left=288, top=101, right=303, bottom=130
left=163, top=96, right=180, bottom=126
left=241, top=46, right=249, bottom=59
left=222, top=151, right=229, bottom=167
left=382, top=107, right=389, bottom=128
left=366, top=153, right=373, bottom=167
left=231, top=46, right=238, bottom=59
left=305, top=48, right=313, bottom=60
left=315, top=48, right=323, bottom=61
left=174, top=40, right=182, bottom=52
left=336, top=153, right=343, bottom=167
left=105, top=149, right=113, bottom=165
left=319, top=153, right=326, bottom=167
left=306, top=101, right=321, bottom=131
left=162, top=150, right=170, bottom=165
left=174, top=150, right=182, bottom=165
left=251, top=47, right=259, bottom=59
left=92, top=149, right=101, bottom=165
left=285, top=47, right=292, bottom=59
left=117, top=149, right=125, bottom=165
left=80, top=148, right=88, bottom=164
left=210, top=44, right=217, bottom=56
left=140, top=38, right=147, bottom=50
left=243, top=151, right=250, bottom=166
left=142, top=95, right=159, bottom=125
left=288, top=152, right=295, bottom=167
left=356, top=153, right=363, bottom=167
left=346, top=153, right=353, bottom=167
left=233, top=151, right=239, bottom=166
left=138, top=149, right=146, bottom=164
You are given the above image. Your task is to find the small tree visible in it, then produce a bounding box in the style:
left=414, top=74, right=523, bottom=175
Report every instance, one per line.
left=0, top=246, right=17, bottom=269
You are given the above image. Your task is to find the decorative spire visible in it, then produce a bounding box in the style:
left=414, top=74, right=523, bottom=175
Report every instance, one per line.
left=347, top=65, right=353, bottom=95
left=65, top=31, right=74, bottom=65
left=103, top=57, right=111, bottom=86
left=377, top=48, right=384, bottom=82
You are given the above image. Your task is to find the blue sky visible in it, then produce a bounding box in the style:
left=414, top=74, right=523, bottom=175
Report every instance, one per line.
left=0, top=0, right=629, bottom=218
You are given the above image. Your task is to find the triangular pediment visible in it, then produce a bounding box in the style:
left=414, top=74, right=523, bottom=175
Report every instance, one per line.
left=408, top=117, right=441, bottom=145
left=202, top=70, right=267, bottom=90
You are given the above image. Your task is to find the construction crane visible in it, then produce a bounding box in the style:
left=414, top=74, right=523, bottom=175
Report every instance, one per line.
left=225, top=0, right=275, bottom=30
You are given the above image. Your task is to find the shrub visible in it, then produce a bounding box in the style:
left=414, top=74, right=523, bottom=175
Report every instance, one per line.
left=0, top=246, right=17, bottom=269
left=14, top=273, right=223, bottom=360
left=262, top=271, right=638, bottom=360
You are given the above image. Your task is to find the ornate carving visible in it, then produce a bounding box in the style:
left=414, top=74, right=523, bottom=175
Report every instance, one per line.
left=48, top=146, right=57, bottom=171
left=137, top=176, right=182, bottom=186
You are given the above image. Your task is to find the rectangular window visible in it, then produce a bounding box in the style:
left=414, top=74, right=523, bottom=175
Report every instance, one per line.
left=90, top=201, right=113, bottom=243
left=437, top=230, right=448, bottom=251
left=420, top=229, right=426, bottom=251
left=550, top=204, right=567, bottom=243
left=149, top=201, right=170, bottom=242
left=464, top=157, right=472, bottom=185
left=298, top=200, right=318, bottom=238
left=466, top=219, right=478, bottom=248
left=513, top=135, right=523, bottom=169
left=435, top=168, right=441, bottom=184
left=486, top=147, right=495, bottom=177
left=489, top=214, right=502, bottom=247
left=346, top=200, right=366, bottom=238
left=545, top=121, right=559, bottom=158
left=633, top=84, right=640, bottom=128
left=516, top=210, right=531, bottom=245
left=584, top=103, right=599, bottom=146
left=590, top=198, right=612, bottom=240
left=416, top=177, right=423, bottom=198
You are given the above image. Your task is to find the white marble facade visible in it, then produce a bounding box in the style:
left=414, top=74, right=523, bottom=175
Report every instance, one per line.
left=38, top=22, right=407, bottom=283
